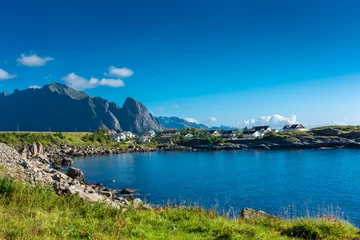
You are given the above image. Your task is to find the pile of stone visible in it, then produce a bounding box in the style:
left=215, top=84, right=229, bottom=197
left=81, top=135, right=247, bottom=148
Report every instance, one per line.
left=0, top=142, right=147, bottom=210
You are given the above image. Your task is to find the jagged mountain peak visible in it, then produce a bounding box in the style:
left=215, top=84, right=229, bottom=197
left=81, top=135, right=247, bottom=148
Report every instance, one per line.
left=42, top=83, right=89, bottom=100
left=0, top=83, right=163, bottom=134
left=0, top=91, right=9, bottom=98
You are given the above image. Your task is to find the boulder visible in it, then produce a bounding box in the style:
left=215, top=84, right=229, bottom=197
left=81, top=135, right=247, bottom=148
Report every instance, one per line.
left=133, top=198, right=143, bottom=208
left=20, top=160, right=32, bottom=169
left=99, top=190, right=113, bottom=198
left=121, top=188, right=135, bottom=194
left=19, top=147, right=29, bottom=158
left=36, top=142, right=44, bottom=155
left=62, top=157, right=74, bottom=166
left=67, top=167, right=85, bottom=182
left=240, top=208, right=278, bottom=221
left=30, top=143, right=38, bottom=156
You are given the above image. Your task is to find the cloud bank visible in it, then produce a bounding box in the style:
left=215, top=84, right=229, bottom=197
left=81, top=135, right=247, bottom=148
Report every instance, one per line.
left=62, top=73, right=125, bottom=91
left=105, top=66, right=134, bottom=78
left=17, top=53, right=54, bottom=67
left=0, top=69, right=17, bottom=80
left=185, top=118, right=199, bottom=124
left=241, top=114, right=297, bottom=129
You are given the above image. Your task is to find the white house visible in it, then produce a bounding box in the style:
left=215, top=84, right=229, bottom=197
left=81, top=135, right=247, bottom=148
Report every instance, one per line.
left=184, top=133, right=194, bottom=138
left=208, top=130, right=221, bottom=137
left=253, top=126, right=272, bottom=133
left=139, top=136, right=151, bottom=143
left=282, top=124, right=306, bottom=132
left=243, top=129, right=263, bottom=139
left=124, top=131, right=136, bottom=139
left=111, top=133, right=126, bottom=142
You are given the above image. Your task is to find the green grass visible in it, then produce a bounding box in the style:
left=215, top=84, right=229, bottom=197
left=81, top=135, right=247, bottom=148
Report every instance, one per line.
left=0, top=177, right=359, bottom=239
left=0, top=132, right=140, bottom=148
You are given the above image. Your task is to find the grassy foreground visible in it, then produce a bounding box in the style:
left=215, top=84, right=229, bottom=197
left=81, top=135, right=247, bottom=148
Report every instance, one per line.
left=0, top=177, right=359, bottom=239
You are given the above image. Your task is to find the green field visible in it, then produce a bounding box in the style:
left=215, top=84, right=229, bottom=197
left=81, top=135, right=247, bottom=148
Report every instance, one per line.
left=0, top=176, right=358, bottom=239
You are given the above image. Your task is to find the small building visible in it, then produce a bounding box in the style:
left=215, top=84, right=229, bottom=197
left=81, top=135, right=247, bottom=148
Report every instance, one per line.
left=221, top=130, right=238, bottom=139
left=282, top=124, right=306, bottom=132
left=139, top=136, right=152, bottom=143
left=254, top=126, right=272, bottom=133
left=124, top=131, right=136, bottom=139
left=208, top=130, right=221, bottom=137
left=184, top=133, right=194, bottom=139
left=162, top=128, right=178, bottom=136
left=111, top=133, right=126, bottom=142
left=107, top=130, right=117, bottom=135
left=243, top=129, right=263, bottom=139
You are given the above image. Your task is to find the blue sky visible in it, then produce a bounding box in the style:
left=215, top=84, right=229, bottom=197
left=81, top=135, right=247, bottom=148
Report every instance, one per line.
left=1, top=0, right=360, bottom=128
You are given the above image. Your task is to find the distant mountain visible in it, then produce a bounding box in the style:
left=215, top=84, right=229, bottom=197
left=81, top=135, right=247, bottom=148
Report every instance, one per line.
left=209, top=125, right=238, bottom=131
left=156, top=116, right=209, bottom=130
left=0, top=83, right=163, bottom=134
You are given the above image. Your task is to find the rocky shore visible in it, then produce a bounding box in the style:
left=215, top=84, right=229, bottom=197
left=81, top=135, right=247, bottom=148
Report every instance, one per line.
left=196, top=136, right=360, bottom=150
left=0, top=142, right=147, bottom=210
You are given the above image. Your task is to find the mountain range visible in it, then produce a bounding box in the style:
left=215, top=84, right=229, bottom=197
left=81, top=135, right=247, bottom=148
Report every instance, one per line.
left=156, top=116, right=209, bottom=130
left=0, top=83, right=163, bottom=135
left=156, top=116, right=238, bottom=131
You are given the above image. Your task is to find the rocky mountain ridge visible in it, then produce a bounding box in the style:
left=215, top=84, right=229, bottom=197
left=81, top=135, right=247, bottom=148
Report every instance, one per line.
left=0, top=83, right=163, bottom=135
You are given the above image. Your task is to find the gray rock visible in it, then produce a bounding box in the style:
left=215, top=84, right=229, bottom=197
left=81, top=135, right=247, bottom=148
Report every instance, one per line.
left=121, top=188, right=135, bottom=194
left=133, top=198, right=143, bottom=208
left=62, top=157, right=74, bottom=166
left=20, top=160, right=32, bottom=169
left=30, top=143, right=38, bottom=156
left=67, top=167, right=85, bottom=182
left=99, top=190, right=113, bottom=198
left=240, top=208, right=278, bottom=221
left=36, top=142, right=44, bottom=155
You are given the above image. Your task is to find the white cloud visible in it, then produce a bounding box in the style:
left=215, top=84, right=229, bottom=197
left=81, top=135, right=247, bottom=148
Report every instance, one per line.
left=99, top=78, right=125, bottom=87
left=240, top=114, right=297, bottom=129
left=17, top=53, right=54, bottom=67
left=172, top=105, right=181, bottom=109
left=0, top=68, right=17, bottom=80
left=185, top=118, right=199, bottom=124
left=29, top=85, right=41, bottom=89
left=209, top=117, right=217, bottom=122
left=62, top=73, right=125, bottom=90
left=158, top=107, right=165, bottom=111
left=105, top=66, right=134, bottom=78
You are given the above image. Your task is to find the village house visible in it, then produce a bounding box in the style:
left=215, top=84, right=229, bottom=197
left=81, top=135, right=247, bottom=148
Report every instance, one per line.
left=111, top=132, right=126, bottom=142
left=221, top=130, right=238, bottom=140
left=124, top=131, right=136, bottom=139
left=282, top=124, right=306, bottom=132
left=242, top=129, right=263, bottom=139
left=139, top=135, right=152, bottom=143
left=253, top=126, right=272, bottom=133
left=107, top=130, right=117, bottom=135
left=208, top=130, right=221, bottom=137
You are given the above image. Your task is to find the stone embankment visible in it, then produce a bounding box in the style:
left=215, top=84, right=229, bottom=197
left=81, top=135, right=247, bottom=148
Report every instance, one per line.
left=0, top=142, right=147, bottom=210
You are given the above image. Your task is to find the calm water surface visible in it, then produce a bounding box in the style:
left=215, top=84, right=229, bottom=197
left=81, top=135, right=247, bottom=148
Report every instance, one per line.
left=72, top=149, right=360, bottom=225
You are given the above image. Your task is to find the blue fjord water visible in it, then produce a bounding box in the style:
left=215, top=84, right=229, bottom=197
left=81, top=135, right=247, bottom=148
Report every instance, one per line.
left=71, top=149, right=360, bottom=225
